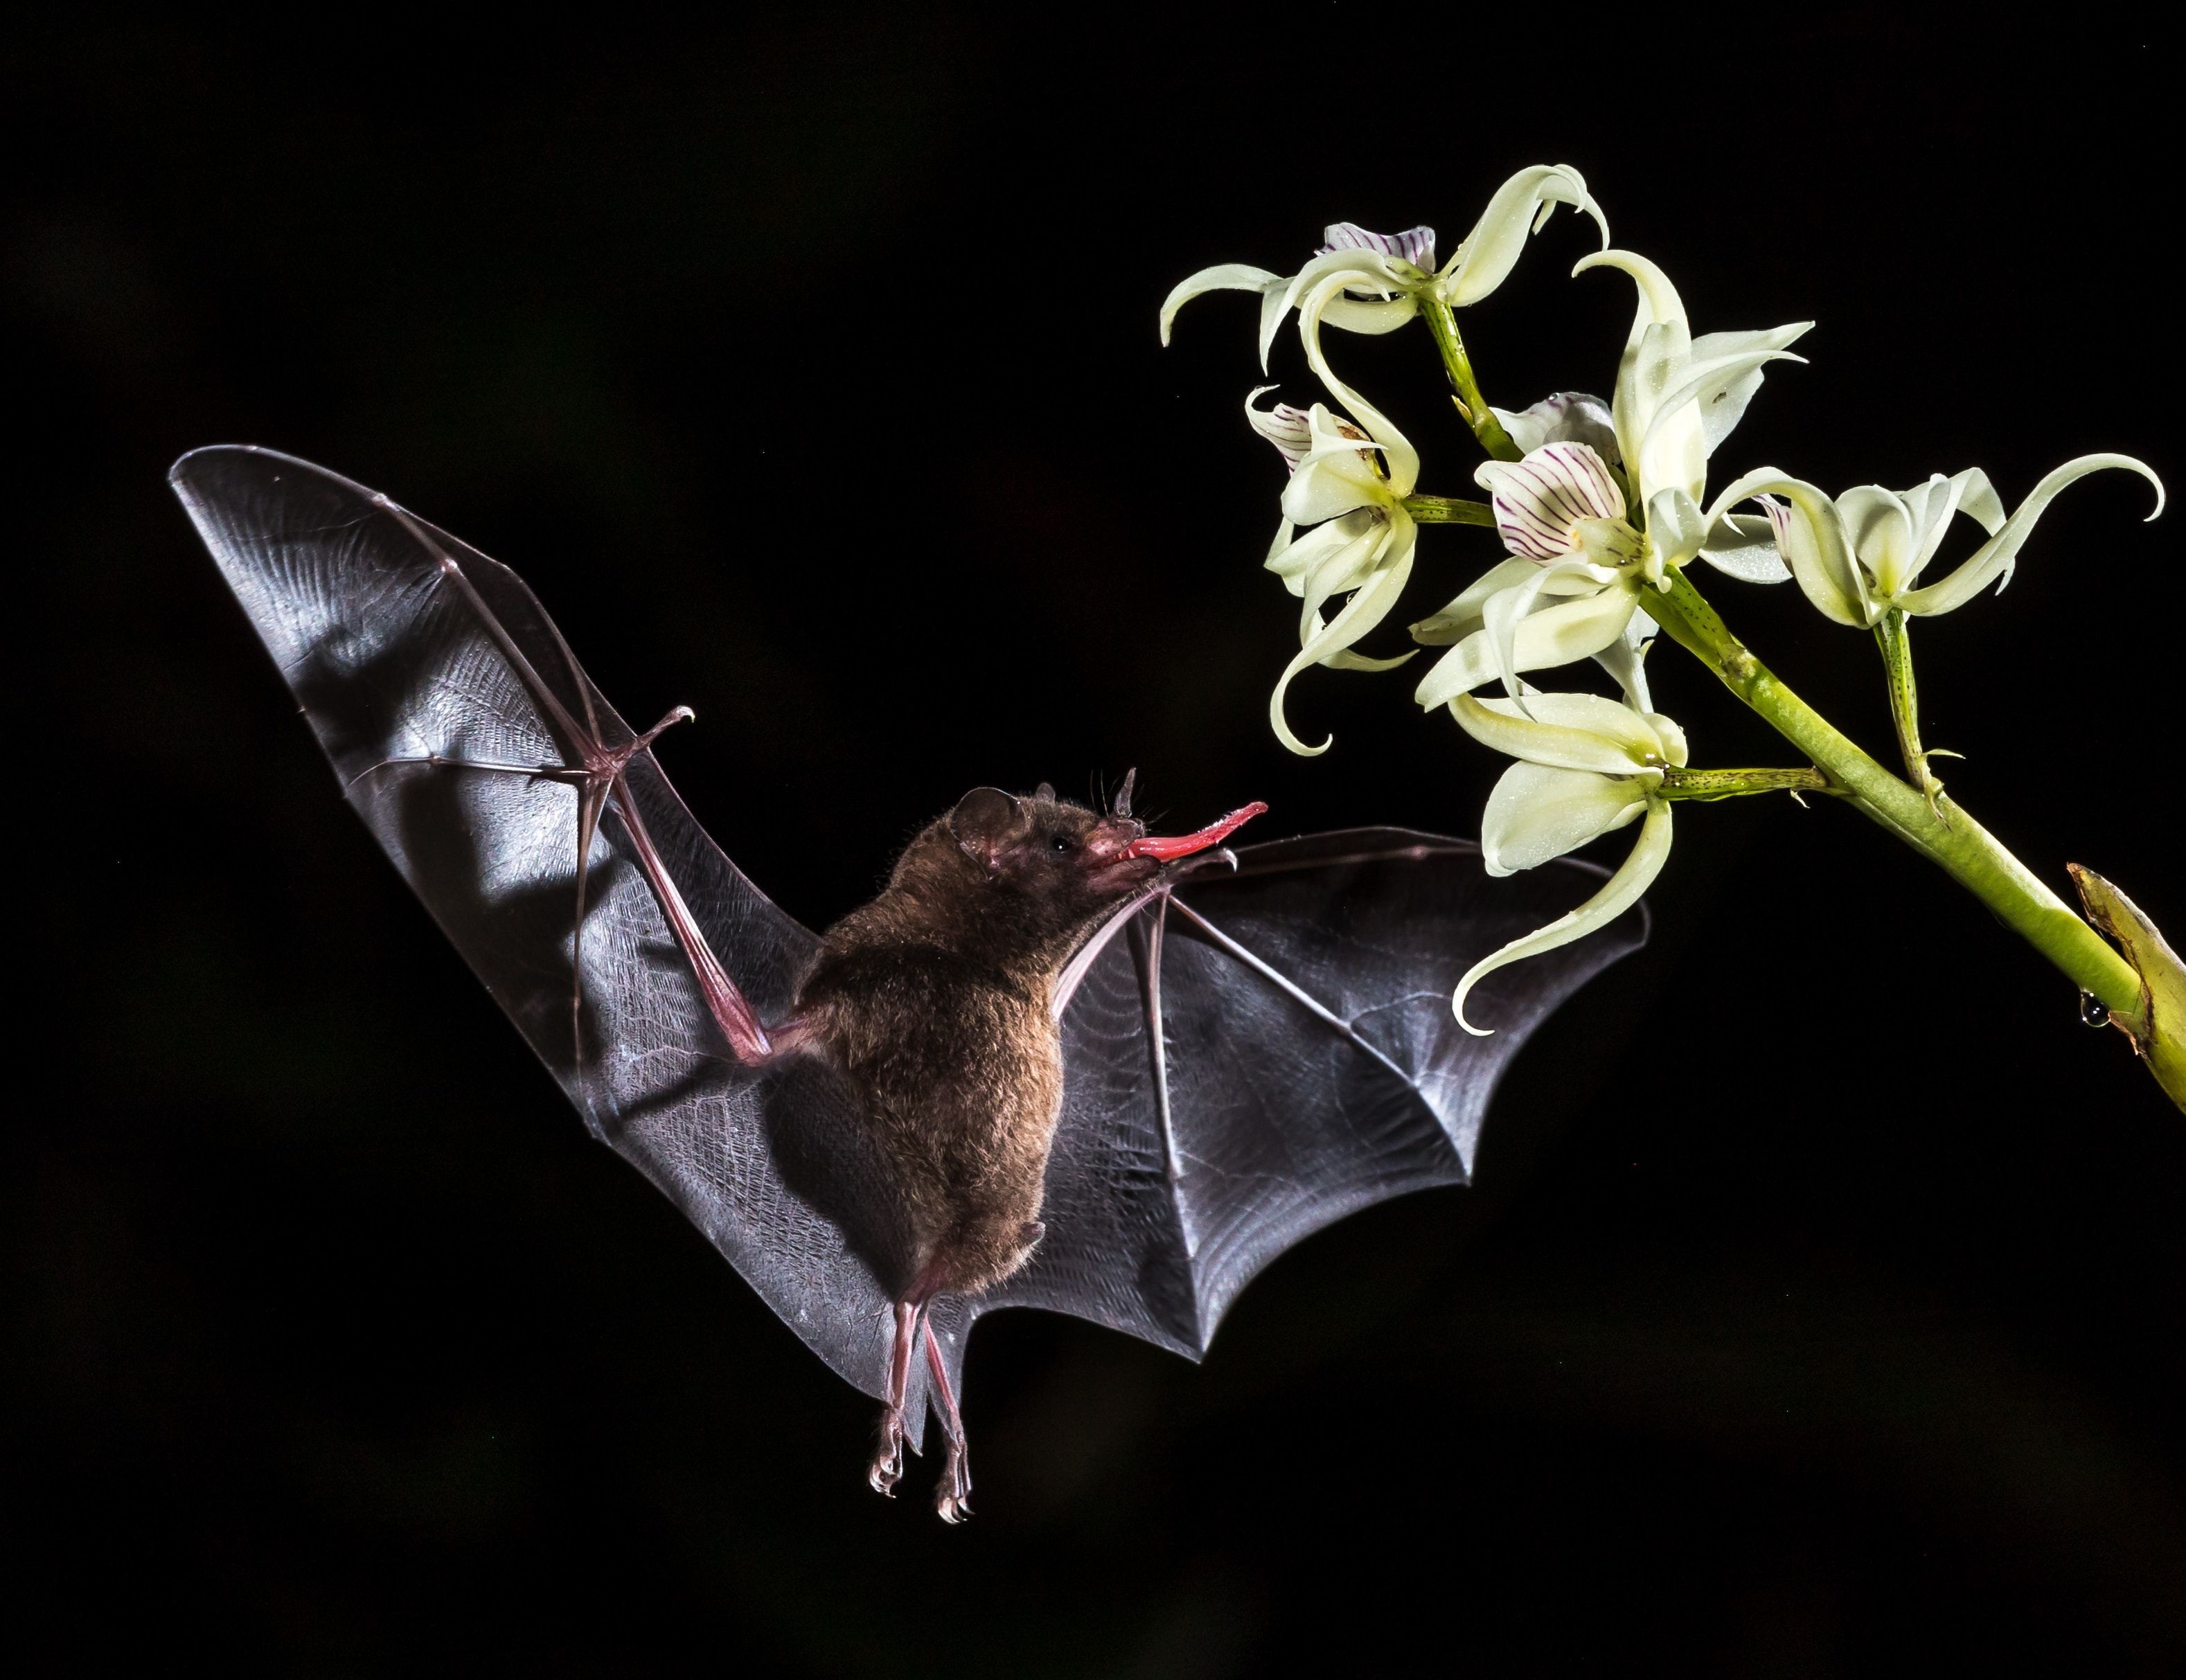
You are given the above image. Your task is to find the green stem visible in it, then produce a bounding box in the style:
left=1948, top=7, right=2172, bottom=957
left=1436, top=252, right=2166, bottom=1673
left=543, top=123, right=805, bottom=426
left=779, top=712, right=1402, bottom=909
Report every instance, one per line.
left=1874, top=608, right=1945, bottom=807
left=1401, top=494, right=1497, bottom=527
left=1658, top=767, right=1833, bottom=803
left=1646, top=568, right=2149, bottom=1035
left=1420, top=298, right=1522, bottom=461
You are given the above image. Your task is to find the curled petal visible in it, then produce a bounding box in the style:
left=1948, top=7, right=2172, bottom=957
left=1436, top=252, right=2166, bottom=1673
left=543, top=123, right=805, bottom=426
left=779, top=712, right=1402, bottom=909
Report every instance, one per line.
left=1896, top=454, right=2165, bottom=616
left=1897, top=468, right=2004, bottom=587
left=1451, top=691, right=1671, bottom=774
left=1159, top=263, right=1281, bottom=346
left=1269, top=521, right=1417, bottom=756
left=1455, top=802, right=1672, bottom=1035
left=1439, top=164, right=1610, bottom=307
left=1707, top=468, right=1869, bottom=625
left=1292, top=293, right=1420, bottom=494
left=1413, top=576, right=1637, bottom=710
left=1475, top=442, right=1626, bottom=560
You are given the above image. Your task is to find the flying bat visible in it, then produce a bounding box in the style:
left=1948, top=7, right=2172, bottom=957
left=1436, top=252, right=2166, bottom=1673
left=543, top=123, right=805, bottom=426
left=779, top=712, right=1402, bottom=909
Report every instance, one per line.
left=173, top=445, right=1642, bottom=1520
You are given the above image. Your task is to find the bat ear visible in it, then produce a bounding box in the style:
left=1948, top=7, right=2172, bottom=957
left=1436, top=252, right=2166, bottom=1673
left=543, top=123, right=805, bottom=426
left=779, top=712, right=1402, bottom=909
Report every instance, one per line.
left=1033, top=782, right=1057, bottom=803
left=950, top=787, right=1028, bottom=872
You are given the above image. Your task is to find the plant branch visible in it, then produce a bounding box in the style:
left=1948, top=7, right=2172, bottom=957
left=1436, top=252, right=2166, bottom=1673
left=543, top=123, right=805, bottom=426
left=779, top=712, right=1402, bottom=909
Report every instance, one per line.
left=1645, top=569, right=2149, bottom=1036
left=1419, top=298, right=1522, bottom=461
left=1874, top=608, right=1948, bottom=815
left=1401, top=494, right=1498, bottom=527
left=1658, top=767, right=1833, bottom=802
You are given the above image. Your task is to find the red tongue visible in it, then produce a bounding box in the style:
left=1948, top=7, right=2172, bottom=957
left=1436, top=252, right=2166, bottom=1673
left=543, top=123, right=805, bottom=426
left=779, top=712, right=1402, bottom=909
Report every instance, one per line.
left=1119, top=801, right=1268, bottom=862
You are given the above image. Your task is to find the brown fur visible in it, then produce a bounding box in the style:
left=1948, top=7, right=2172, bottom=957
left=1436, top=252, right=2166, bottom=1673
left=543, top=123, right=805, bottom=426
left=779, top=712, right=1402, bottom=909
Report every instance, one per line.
left=794, top=791, right=1154, bottom=1299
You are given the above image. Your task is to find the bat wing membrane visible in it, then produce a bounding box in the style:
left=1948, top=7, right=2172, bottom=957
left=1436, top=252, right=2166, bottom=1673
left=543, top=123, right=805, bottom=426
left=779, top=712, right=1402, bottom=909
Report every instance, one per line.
left=172, top=445, right=934, bottom=1412
left=990, top=830, right=1643, bottom=1355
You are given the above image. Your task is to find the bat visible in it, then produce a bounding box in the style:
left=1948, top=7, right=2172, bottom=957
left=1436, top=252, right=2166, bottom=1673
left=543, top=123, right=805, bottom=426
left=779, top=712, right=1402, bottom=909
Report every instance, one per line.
left=172, top=445, right=1644, bottom=1519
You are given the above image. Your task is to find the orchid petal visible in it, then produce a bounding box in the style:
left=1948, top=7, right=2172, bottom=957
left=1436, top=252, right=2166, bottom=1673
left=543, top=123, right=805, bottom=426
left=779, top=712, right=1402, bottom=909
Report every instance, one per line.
left=1281, top=403, right=1411, bottom=524
left=1160, top=263, right=1280, bottom=346
left=1324, top=647, right=1417, bottom=673
left=1295, top=515, right=1389, bottom=606
left=1646, top=487, right=1709, bottom=571
left=1270, top=537, right=1416, bottom=756
left=1592, top=606, right=1658, bottom=709
left=1413, top=578, right=1637, bottom=709
left=1646, top=710, right=1690, bottom=768
left=1409, top=556, right=1540, bottom=645
left=1707, top=468, right=1869, bottom=625
left=1838, top=485, right=1916, bottom=599
left=1321, top=222, right=1438, bottom=270
left=1451, top=691, right=1670, bottom=774
left=1493, top=391, right=1620, bottom=463
left=1245, top=386, right=1314, bottom=472
left=1689, top=324, right=1814, bottom=458
left=1455, top=801, right=1672, bottom=1035
left=1896, top=467, right=2005, bottom=587
left=1439, top=164, right=1609, bottom=306
left=1641, top=346, right=1803, bottom=504
left=1697, top=512, right=1791, bottom=584
left=1292, top=289, right=1420, bottom=493
left=1479, top=762, right=1650, bottom=877
left=1897, top=454, right=2165, bottom=616
left=1263, top=512, right=1365, bottom=591
left=1483, top=557, right=1611, bottom=706
left=1475, top=442, right=1625, bottom=560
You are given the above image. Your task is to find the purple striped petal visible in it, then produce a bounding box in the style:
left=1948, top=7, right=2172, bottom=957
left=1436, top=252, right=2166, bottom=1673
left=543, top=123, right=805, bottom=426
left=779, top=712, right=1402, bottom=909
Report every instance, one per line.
left=1245, top=386, right=1315, bottom=472
left=1475, top=443, right=1626, bottom=562
left=1319, top=222, right=1437, bottom=271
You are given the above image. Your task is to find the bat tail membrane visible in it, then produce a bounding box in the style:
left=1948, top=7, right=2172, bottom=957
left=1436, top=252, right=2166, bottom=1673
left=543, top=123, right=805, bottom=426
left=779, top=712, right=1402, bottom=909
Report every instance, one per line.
left=990, top=828, right=1643, bottom=1356
left=170, top=444, right=952, bottom=1441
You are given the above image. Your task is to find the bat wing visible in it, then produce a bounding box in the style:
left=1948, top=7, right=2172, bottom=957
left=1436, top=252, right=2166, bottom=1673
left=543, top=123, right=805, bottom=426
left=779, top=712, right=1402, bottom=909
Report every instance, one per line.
left=979, top=830, right=1644, bottom=1357
left=172, top=445, right=962, bottom=1424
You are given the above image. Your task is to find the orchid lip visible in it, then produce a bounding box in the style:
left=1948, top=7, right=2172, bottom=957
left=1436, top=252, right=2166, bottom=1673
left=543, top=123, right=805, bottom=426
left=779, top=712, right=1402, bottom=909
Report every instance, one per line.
left=1119, top=801, right=1268, bottom=862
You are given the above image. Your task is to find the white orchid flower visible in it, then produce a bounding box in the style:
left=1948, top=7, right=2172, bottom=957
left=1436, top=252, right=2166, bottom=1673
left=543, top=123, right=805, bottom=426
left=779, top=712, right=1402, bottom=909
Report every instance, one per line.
left=1409, top=256, right=1811, bottom=710
left=1250, top=388, right=1421, bottom=756
left=1161, top=163, right=1608, bottom=372
left=1707, top=456, right=2167, bottom=626
left=1447, top=691, right=1687, bottom=1035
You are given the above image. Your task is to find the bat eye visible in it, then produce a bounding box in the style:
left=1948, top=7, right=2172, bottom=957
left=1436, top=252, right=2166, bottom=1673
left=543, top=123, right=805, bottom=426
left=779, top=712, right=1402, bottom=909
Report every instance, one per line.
left=1050, top=835, right=1073, bottom=855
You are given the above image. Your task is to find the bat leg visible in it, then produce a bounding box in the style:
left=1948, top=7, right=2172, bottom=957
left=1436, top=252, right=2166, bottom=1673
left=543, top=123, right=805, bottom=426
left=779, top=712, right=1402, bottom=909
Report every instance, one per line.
left=867, top=1300, right=916, bottom=1496
left=923, top=1319, right=972, bottom=1524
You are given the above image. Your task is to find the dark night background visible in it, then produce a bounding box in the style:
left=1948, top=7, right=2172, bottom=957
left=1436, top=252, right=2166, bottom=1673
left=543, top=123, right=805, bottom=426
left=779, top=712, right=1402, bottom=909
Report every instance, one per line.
left=6, top=12, right=2183, bottom=1676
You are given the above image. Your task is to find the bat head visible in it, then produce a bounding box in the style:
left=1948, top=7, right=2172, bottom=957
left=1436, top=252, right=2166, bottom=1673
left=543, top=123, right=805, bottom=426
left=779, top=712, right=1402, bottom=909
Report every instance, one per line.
left=948, top=781, right=1268, bottom=927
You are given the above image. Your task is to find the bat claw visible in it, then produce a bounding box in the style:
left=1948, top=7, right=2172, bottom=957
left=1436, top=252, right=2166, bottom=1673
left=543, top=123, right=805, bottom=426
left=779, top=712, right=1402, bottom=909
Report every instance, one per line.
left=934, top=1441, right=972, bottom=1523
left=868, top=1411, right=907, bottom=1496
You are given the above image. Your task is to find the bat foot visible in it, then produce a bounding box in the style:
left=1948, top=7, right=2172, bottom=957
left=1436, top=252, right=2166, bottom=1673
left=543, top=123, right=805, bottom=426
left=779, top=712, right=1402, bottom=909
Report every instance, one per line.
left=934, top=1442, right=972, bottom=1523
left=868, top=1410, right=907, bottom=1496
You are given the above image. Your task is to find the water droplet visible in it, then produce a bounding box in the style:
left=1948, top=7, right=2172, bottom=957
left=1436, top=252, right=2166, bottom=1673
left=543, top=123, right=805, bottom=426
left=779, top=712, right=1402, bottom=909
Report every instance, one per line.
left=2079, top=991, right=2111, bottom=1028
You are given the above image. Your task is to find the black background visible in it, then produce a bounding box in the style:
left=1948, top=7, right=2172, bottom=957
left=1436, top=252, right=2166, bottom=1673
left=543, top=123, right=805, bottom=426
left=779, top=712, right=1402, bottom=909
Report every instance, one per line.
left=8, top=12, right=2184, bottom=1676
